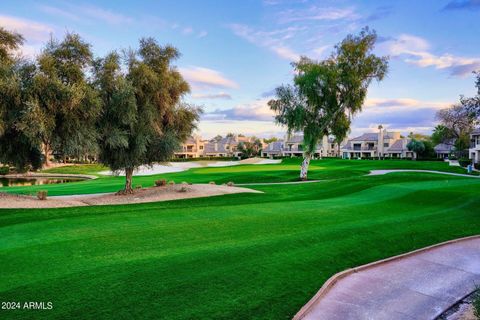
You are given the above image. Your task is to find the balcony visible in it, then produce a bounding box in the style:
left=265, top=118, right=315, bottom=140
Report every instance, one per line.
left=351, top=146, right=376, bottom=151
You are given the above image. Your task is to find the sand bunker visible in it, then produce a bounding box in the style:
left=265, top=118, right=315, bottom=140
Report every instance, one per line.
left=99, top=158, right=282, bottom=176
left=0, top=184, right=262, bottom=209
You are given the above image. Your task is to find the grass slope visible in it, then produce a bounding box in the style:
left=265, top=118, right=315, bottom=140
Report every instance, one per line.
left=1, top=167, right=480, bottom=319
left=3, top=158, right=477, bottom=196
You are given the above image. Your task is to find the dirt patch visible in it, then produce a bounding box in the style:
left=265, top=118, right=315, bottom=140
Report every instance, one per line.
left=0, top=192, right=87, bottom=208
left=0, top=184, right=262, bottom=209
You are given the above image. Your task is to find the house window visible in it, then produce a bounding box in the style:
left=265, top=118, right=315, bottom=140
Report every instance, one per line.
left=199, top=145, right=204, bottom=150
left=384, top=143, right=389, bottom=147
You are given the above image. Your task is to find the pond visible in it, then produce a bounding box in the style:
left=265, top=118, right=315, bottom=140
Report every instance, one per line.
left=0, top=177, right=85, bottom=187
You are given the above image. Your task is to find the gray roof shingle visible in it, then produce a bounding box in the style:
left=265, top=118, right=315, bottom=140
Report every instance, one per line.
left=434, top=143, right=455, bottom=153
left=387, top=139, right=406, bottom=151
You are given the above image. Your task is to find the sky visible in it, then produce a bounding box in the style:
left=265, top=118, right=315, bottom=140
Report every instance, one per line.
left=1, top=0, right=479, bottom=139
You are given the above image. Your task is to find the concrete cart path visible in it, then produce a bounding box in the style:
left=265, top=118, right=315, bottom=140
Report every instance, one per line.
left=295, top=236, right=480, bottom=320
left=368, top=169, right=480, bottom=178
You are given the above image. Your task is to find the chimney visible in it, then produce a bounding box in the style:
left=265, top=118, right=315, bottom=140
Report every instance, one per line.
left=378, top=125, right=384, bottom=156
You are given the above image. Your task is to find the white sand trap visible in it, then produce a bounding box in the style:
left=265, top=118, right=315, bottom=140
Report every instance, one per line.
left=99, top=162, right=202, bottom=176
left=239, top=157, right=281, bottom=165
left=206, top=161, right=241, bottom=167
left=368, top=169, right=479, bottom=178
left=99, top=158, right=282, bottom=176
left=0, top=184, right=262, bottom=208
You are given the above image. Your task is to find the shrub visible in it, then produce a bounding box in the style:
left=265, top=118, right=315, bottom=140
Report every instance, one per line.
left=135, top=185, right=142, bottom=190
left=227, top=181, right=234, bottom=187
left=475, top=163, right=480, bottom=170
left=155, top=179, right=167, bottom=187
left=209, top=181, right=215, bottom=185
left=37, top=190, right=48, bottom=200
left=473, top=288, right=480, bottom=318
left=168, top=181, right=175, bottom=186
left=459, top=158, right=472, bottom=168
left=0, top=166, right=9, bottom=175
left=178, top=186, right=187, bottom=192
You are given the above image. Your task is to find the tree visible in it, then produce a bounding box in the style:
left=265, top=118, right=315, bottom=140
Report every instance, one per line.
left=431, top=124, right=453, bottom=145
left=16, top=33, right=101, bottom=166
left=263, top=137, right=278, bottom=144
left=0, top=27, right=24, bottom=137
left=211, top=135, right=222, bottom=142
left=435, top=104, right=476, bottom=157
left=238, top=139, right=263, bottom=158
left=407, top=139, right=425, bottom=159
left=0, top=27, right=23, bottom=65
left=462, top=71, right=480, bottom=118
left=94, top=39, right=202, bottom=194
left=0, top=28, right=42, bottom=171
left=269, top=28, right=388, bottom=179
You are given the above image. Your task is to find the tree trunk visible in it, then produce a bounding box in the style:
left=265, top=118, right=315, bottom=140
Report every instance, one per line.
left=300, top=153, right=312, bottom=180
left=43, top=144, right=51, bottom=167
left=124, top=167, right=134, bottom=194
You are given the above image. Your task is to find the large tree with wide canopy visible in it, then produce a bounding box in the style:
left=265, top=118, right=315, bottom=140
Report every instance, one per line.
left=94, top=38, right=202, bottom=193
left=269, top=28, right=388, bottom=180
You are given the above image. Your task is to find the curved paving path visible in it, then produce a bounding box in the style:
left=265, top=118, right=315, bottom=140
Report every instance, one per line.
left=368, top=169, right=480, bottom=178
left=294, top=236, right=480, bottom=320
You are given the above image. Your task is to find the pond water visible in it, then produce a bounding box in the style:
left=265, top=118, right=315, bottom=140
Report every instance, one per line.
left=0, top=177, right=85, bottom=187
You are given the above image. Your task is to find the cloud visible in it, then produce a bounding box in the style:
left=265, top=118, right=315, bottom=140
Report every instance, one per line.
left=353, top=107, right=438, bottom=131
left=261, top=89, right=277, bottom=98
left=364, top=98, right=451, bottom=110
left=0, top=15, right=53, bottom=42
left=203, top=98, right=274, bottom=121
left=276, top=6, right=358, bottom=23
left=271, top=46, right=300, bottom=61
left=39, top=5, right=81, bottom=22
left=229, top=24, right=301, bottom=61
left=39, top=3, right=132, bottom=25
left=443, top=0, right=480, bottom=10
left=198, top=120, right=284, bottom=139
left=191, top=92, right=232, bottom=100
left=197, top=31, right=208, bottom=38
left=0, top=15, right=56, bottom=58
left=349, top=96, right=456, bottom=136
left=180, top=66, right=239, bottom=90
left=364, top=5, right=394, bottom=22
left=182, top=27, right=194, bottom=35
left=384, top=34, right=480, bottom=77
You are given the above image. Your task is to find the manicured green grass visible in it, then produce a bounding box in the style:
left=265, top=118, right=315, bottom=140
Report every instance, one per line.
left=41, top=164, right=107, bottom=175
left=1, top=164, right=480, bottom=319
left=4, top=158, right=477, bottom=196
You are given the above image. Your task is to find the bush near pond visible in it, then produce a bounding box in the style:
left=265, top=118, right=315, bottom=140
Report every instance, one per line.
left=0, top=166, right=9, bottom=175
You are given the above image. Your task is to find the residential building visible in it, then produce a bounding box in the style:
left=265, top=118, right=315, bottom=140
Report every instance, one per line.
left=261, top=140, right=284, bottom=158
left=434, top=140, right=455, bottom=159
left=341, top=127, right=415, bottom=159
left=174, top=136, right=205, bottom=158
left=469, top=128, right=480, bottom=164
left=261, top=133, right=341, bottom=158
left=203, top=135, right=252, bottom=158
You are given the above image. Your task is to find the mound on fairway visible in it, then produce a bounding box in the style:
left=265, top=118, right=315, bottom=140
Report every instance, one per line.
left=0, top=184, right=261, bottom=208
